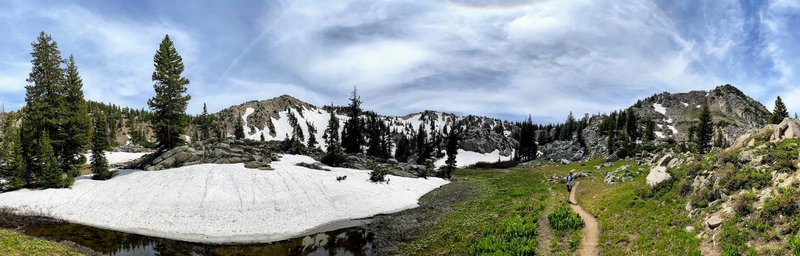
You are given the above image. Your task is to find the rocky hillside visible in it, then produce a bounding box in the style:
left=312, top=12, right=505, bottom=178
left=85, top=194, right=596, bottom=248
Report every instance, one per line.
left=631, top=84, right=769, bottom=142
left=211, top=95, right=518, bottom=157
left=569, top=84, right=772, bottom=160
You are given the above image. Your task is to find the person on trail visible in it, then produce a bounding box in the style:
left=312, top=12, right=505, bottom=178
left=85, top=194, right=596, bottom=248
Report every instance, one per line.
left=566, top=171, right=574, bottom=203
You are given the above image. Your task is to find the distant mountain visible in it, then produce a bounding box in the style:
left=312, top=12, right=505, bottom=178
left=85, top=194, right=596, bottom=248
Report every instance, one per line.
left=211, top=95, right=519, bottom=158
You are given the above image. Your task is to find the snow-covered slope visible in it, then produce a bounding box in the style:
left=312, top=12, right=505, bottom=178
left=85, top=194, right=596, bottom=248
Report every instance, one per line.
left=0, top=155, right=448, bottom=244
left=85, top=152, right=149, bottom=165
left=433, top=149, right=512, bottom=168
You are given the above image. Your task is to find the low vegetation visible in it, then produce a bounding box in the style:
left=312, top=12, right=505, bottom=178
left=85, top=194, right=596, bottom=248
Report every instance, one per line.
left=0, top=229, right=83, bottom=256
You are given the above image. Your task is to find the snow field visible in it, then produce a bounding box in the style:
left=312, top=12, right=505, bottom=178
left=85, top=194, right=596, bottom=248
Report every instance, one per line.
left=0, top=154, right=448, bottom=244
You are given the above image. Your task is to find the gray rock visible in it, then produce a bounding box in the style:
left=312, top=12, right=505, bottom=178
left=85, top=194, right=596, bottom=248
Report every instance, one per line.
left=646, top=166, right=672, bottom=188
left=657, top=154, right=673, bottom=167
left=706, top=215, right=723, bottom=229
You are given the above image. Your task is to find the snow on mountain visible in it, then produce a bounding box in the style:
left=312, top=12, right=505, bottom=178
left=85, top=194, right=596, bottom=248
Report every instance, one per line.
left=0, top=155, right=448, bottom=244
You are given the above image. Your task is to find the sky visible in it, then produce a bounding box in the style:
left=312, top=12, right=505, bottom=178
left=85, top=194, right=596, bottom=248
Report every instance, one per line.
left=0, top=0, right=799, bottom=123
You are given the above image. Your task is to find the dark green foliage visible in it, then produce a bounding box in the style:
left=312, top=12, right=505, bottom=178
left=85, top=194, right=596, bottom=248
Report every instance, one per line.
left=280, top=137, right=307, bottom=155
left=415, top=123, right=431, bottom=165
left=468, top=160, right=520, bottom=169
left=714, top=127, right=727, bottom=148
left=341, top=88, right=364, bottom=154
left=287, top=109, right=304, bottom=142
left=394, top=132, right=411, bottom=162
left=369, top=167, right=389, bottom=182
left=322, top=106, right=344, bottom=166
left=770, top=96, right=789, bottom=124
left=469, top=215, right=538, bottom=255
left=148, top=35, right=191, bottom=149
left=60, top=55, right=91, bottom=172
left=548, top=204, right=584, bottom=231
left=761, top=139, right=800, bottom=173
left=717, top=164, right=771, bottom=192
left=690, top=187, right=719, bottom=208
left=234, top=118, right=245, bottom=140
left=732, top=192, right=757, bottom=216
left=442, top=125, right=458, bottom=179
left=0, top=113, right=26, bottom=189
left=643, top=120, right=656, bottom=142
left=306, top=121, right=317, bottom=149
left=696, top=102, right=713, bottom=154
left=365, top=113, right=390, bottom=158
left=38, top=133, right=63, bottom=188
left=515, top=115, right=537, bottom=161
left=260, top=133, right=265, bottom=142
left=196, top=103, right=214, bottom=141
left=91, top=115, right=111, bottom=180
left=22, top=32, right=66, bottom=187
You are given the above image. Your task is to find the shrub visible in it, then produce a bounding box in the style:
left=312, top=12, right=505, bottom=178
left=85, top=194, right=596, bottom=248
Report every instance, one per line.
left=720, top=222, right=756, bottom=256
left=685, top=159, right=703, bottom=177
left=548, top=205, right=584, bottom=231
left=789, top=234, right=800, bottom=255
left=336, top=176, right=347, bottom=182
left=320, top=152, right=346, bottom=167
left=468, top=160, right=520, bottom=169
left=690, top=187, right=719, bottom=208
left=468, top=215, right=538, bottom=255
left=732, top=192, right=758, bottom=216
left=718, top=165, right=771, bottom=192
left=678, top=179, right=693, bottom=196
left=761, top=187, right=799, bottom=220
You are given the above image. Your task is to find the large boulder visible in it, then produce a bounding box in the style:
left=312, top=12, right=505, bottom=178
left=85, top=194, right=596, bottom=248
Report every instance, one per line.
left=706, top=215, right=723, bottom=229
left=769, top=118, right=800, bottom=142
left=646, top=166, right=672, bottom=188
left=128, top=139, right=274, bottom=171
left=656, top=154, right=673, bottom=167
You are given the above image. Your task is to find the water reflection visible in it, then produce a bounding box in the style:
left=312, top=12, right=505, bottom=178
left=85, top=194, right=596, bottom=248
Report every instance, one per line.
left=22, top=222, right=375, bottom=256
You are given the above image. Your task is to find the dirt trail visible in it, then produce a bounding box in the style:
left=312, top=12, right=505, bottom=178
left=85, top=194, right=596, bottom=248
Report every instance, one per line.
left=569, top=182, right=600, bottom=256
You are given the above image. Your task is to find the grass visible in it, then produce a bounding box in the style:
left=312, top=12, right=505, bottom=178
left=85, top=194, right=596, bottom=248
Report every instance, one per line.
left=0, top=229, right=83, bottom=256
left=397, top=168, right=548, bottom=255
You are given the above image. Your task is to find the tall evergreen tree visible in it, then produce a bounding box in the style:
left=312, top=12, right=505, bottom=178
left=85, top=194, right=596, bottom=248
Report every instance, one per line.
left=61, top=55, right=90, bottom=175
left=198, top=103, right=213, bottom=140
left=91, top=115, right=111, bottom=180
left=395, top=133, right=411, bottom=162
left=769, top=96, right=789, bottom=124
left=696, top=102, right=713, bottom=154
left=306, top=122, right=318, bottom=149
left=147, top=35, right=191, bottom=149
left=443, top=125, right=459, bottom=180
left=234, top=118, right=245, bottom=140
left=322, top=106, right=343, bottom=166
left=416, top=123, right=430, bottom=165
left=22, top=32, right=66, bottom=187
left=0, top=113, right=25, bottom=189
left=342, top=88, right=365, bottom=154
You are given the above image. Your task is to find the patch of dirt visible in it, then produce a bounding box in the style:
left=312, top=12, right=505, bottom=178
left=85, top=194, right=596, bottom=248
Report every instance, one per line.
left=363, top=178, right=478, bottom=255
left=569, top=182, right=600, bottom=256
left=537, top=189, right=556, bottom=256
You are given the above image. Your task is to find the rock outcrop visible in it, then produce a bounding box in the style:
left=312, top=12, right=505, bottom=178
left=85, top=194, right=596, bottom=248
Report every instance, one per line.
left=127, top=139, right=275, bottom=171
left=646, top=166, right=672, bottom=188
left=768, top=118, right=800, bottom=142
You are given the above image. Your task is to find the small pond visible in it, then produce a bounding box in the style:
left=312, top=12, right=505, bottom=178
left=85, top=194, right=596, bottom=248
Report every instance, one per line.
left=21, top=221, right=376, bottom=256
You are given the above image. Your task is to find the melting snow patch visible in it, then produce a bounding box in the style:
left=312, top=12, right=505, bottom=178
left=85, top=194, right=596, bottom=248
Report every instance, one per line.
left=653, top=103, right=667, bottom=115
left=668, top=125, right=679, bottom=134
left=696, top=105, right=701, bottom=108
left=655, top=131, right=665, bottom=138
left=434, top=149, right=512, bottom=168
left=681, top=102, right=688, bottom=107
left=85, top=152, right=149, bottom=165
left=0, top=154, right=448, bottom=244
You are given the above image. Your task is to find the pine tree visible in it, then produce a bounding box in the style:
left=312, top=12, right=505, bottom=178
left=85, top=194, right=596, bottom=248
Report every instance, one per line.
left=770, top=96, right=789, bottom=124
left=713, top=127, right=726, bottom=148
left=260, top=133, right=265, bottom=142
left=395, top=133, right=410, bottom=162
left=623, top=108, right=638, bottom=141
left=306, top=122, right=317, bottom=149
left=696, top=102, right=713, bottom=154
left=643, top=120, right=656, bottom=142
left=148, top=35, right=191, bottom=149
left=322, top=106, right=343, bottom=166
left=416, top=123, right=430, bottom=165
left=234, top=118, right=245, bottom=140
left=443, top=125, right=458, bottom=180
left=91, top=115, right=111, bottom=180
left=342, top=87, right=364, bottom=154
left=39, top=133, right=62, bottom=188
left=198, top=103, right=213, bottom=140
left=0, top=113, right=25, bottom=189
left=61, top=55, right=90, bottom=175
left=22, top=32, right=66, bottom=187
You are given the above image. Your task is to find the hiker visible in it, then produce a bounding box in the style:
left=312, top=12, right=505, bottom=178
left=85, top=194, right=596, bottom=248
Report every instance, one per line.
left=566, top=171, right=574, bottom=202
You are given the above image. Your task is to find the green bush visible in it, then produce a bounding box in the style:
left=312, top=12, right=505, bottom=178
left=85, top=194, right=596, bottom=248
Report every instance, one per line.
left=548, top=205, right=584, bottom=231
left=468, top=215, right=538, bottom=255
left=732, top=192, right=758, bottom=216
left=690, top=187, right=719, bottom=208
left=761, top=139, right=800, bottom=173
left=719, top=165, right=771, bottom=192
left=761, top=187, right=799, bottom=220
left=789, top=234, right=800, bottom=255
left=720, top=222, right=756, bottom=256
